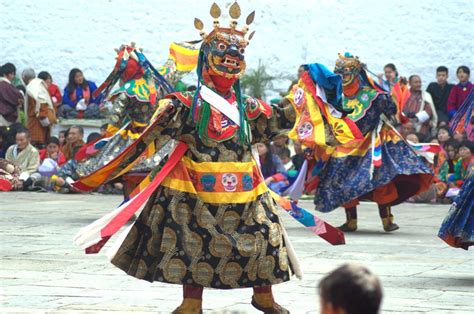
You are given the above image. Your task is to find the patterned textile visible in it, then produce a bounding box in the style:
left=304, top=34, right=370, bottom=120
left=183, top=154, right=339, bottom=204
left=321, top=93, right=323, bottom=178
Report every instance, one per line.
left=438, top=175, right=474, bottom=249
left=287, top=64, right=432, bottom=212
left=314, top=130, right=433, bottom=212
left=105, top=91, right=298, bottom=288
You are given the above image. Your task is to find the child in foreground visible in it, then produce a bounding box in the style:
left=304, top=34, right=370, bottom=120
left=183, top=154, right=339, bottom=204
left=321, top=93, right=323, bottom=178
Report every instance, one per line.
left=319, top=264, right=383, bottom=314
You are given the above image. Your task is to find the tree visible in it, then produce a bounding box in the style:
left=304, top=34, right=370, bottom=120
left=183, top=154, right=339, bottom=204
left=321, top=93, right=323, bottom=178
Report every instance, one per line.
left=240, top=59, right=276, bottom=100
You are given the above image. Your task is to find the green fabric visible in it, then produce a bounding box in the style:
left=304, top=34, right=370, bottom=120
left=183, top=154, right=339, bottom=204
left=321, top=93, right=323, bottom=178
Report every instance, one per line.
left=438, top=161, right=450, bottom=182
left=453, top=159, right=469, bottom=181
left=111, top=78, right=150, bottom=102
left=175, top=81, right=187, bottom=92
left=343, top=86, right=378, bottom=121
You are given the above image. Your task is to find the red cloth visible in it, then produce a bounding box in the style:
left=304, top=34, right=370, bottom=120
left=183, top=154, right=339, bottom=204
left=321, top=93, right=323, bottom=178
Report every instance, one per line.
left=447, top=82, right=473, bottom=113
left=48, top=84, right=62, bottom=107
left=39, top=148, right=67, bottom=166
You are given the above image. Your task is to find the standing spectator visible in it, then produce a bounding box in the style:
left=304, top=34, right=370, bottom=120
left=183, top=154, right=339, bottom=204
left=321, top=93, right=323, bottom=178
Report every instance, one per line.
left=63, top=126, right=85, bottom=160
left=23, top=68, right=57, bottom=148
left=426, top=66, right=453, bottom=122
left=37, top=71, right=62, bottom=110
left=447, top=66, right=472, bottom=119
left=0, top=63, right=24, bottom=127
left=318, top=264, right=383, bottom=314
left=378, top=63, right=406, bottom=92
left=59, top=68, right=102, bottom=119
left=5, top=129, right=40, bottom=182
left=403, top=75, right=437, bottom=137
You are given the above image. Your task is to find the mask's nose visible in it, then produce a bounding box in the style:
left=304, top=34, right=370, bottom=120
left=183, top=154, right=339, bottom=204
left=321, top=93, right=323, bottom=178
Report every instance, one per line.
left=227, top=45, right=239, bottom=57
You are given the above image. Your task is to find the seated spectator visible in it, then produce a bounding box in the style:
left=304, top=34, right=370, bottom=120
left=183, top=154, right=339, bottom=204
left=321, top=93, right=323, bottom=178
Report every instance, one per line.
left=291, top=141, right=305, bottom=172
left=59, top=68, right=102, bottom=119
left=39, top=136, right=66, bottom=166
left=86, top=132, right=101, bottom=144
left=403, top=75, right=437, bottom=137
left=400, top=120, right=415, bottom=138
left=0, top=158, right=23, bottom=191
left=449, top=141, right=473, bottom=188
left=279, top=147, right=295, bottom=171
left=318, top=263, right=382, bottom=314
left=426, top=66, right=453, bottom=123
left=256, top=143, right=288, bottom=193
left=58, top=130, right=67, bottom=149
left=38, top=71, right=62, bottom=110
left=406, top=133, right=420, bottom=144
left=23, top=68, right=57, bottom=148
left=447, top=66, right=472, bottom=119
left=0, top=63, right=24, bottom=127
left=63, top=126, right=85, bottom=160
left=0, top=127, right=7, bottom=158
left=53, top=130, right=99, bottom=193
left=453, top=132, right=466, bottom=143
left=5, top=129, right=40, bottom=183
left=100, top=123, right=108, bottom=136
left=271, top=134, right=289, bottom=157
left=437, top=126, right=452, bottom=149
left=438, top=140, right=459, bottom=183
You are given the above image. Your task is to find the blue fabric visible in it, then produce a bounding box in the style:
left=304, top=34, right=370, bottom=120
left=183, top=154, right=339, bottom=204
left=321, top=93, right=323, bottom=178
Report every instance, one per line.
left=438, top=175, right=474, bottom=249
left=304, top=63, right=342, bottom=108
left=313, top=138, right=433, bottom=212
left=450, top=89, right=473, bottom=134
left=62, top=81, right=99, bottom=108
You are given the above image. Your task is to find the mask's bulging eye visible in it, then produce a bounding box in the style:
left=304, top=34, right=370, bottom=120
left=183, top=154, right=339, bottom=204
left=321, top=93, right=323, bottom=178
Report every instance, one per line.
left=218, top=43, right=227, bottom=51
left=239, top=47, right=245, bottom=54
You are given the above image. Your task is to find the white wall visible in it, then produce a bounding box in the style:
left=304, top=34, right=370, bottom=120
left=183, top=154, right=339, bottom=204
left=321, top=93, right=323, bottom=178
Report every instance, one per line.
left=1, top=0, right=472, bottom=98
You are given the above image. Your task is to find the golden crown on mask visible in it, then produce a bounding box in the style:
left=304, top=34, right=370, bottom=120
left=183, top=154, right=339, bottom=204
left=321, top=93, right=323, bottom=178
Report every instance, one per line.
left=335, top=53, right=362, bottom=72
left=194, top=2, right=256, bottom=46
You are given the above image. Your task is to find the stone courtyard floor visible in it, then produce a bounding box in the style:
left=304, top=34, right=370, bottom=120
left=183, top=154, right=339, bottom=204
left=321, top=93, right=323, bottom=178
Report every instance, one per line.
left=1, top=192, right=473, bottom=313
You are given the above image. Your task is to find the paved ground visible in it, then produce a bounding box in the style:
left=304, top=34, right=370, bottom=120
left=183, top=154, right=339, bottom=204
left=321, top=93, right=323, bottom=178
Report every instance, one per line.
left=1, top=192, right=473, bottom=313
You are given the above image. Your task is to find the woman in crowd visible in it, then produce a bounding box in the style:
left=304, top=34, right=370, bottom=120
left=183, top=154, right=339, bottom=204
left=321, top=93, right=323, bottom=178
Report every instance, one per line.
left=59, top=68, right=102, bottom=119
left=447, top=66, right=472, bottom=119
left=38, top=71, right=62, bottom=110
left=450, top=141, right=473, bottom=188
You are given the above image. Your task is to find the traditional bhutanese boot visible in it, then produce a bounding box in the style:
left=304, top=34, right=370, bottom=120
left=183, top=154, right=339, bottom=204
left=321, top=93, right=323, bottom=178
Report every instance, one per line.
left=172, top=284, right=203, bottom=314
left=252, top=286, right=290, bottom=314
left=379, top=204, right=399, bottom=232
left=338, top=207, right=358, bottom=232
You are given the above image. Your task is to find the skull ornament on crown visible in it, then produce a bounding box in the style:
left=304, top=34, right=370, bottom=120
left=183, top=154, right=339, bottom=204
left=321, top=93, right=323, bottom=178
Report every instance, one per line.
left=195, top=2, right=256, bottom=80
left=334, top=53, right=362, bottom=87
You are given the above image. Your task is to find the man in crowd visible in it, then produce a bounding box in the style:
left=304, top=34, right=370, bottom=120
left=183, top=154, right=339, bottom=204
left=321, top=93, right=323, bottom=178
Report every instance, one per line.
left=0, top=63, right=24, bottom=127
left=318, top=264, right=383, bottom=314
left=63, top=125, right=85, bottom=160
left=403, top=75, right=438, bottom=137
left=5, top=129, right=40, bottom=184
left=426, top=66, right=453, bottom=123
left=23, top=68, right=57, bottom=148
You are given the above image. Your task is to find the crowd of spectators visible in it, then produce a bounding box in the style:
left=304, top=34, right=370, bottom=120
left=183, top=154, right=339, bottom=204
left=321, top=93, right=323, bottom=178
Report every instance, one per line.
left=0, top=62, right=472, bottom=203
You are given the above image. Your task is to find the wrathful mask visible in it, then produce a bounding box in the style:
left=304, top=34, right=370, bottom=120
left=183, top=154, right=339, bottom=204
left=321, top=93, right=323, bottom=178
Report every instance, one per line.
left=194, top=2, right=256, bottom=80
left=334, top=53, right=362, bottom=86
